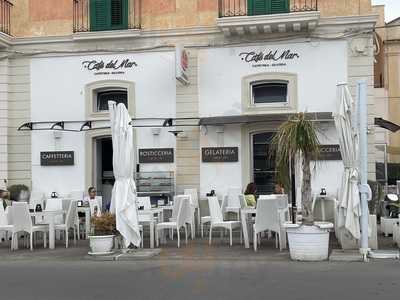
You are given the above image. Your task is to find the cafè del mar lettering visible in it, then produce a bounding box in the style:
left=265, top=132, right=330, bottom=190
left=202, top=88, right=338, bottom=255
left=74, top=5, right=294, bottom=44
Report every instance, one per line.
left=82, top=58, right=138, bottom=75
left=239, top=49, right=300, bottom=67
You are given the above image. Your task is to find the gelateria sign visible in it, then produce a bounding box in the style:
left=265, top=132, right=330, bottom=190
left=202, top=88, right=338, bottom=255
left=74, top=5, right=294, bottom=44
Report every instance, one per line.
left=202, top=147, right=239, bottom=163
left=82, top=58, right=138, bottom=75
left=239, top=49, right=300, bottom=67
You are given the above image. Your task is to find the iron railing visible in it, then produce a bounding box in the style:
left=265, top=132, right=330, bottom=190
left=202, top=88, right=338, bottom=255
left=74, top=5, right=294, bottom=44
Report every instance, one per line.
left=218, top=0, right=318, bottom=18
left=0, top=0, right=12, bottom=35
left=73, top=0, right=141, bottom=33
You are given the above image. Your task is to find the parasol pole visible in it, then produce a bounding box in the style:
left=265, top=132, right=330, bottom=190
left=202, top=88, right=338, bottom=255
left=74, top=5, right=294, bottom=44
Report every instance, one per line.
left=358, top=79, right=371, bottom=261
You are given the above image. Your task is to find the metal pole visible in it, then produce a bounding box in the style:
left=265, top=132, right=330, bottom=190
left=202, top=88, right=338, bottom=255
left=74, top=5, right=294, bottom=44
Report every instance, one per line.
left=357, top=80, right=370, bottom=260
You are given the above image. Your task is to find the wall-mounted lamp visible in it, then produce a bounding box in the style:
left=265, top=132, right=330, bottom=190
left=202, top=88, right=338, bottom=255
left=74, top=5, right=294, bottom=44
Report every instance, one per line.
left=168, top=130, right=183, bottom=137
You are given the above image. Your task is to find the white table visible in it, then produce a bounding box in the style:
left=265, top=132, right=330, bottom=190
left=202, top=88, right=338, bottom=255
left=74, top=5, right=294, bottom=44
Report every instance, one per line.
left=240, top=208, right=256, bottom=249
left=30, top=210, right=64, bottom=250
left=77, top=206, right=91, bottom=239
left=312, top=194, right=337, bottom=221
left=138, top=208, right=163, bottom=248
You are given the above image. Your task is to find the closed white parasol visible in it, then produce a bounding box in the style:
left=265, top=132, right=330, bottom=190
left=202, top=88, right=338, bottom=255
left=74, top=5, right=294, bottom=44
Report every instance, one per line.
left=334, top=84, right=361, bottom=240
left=109, top=101, right=141, bottom=248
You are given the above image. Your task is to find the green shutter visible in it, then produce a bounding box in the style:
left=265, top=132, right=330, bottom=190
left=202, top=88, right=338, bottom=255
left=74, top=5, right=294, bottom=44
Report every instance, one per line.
left=90, top=0, right=109, bottom=31
left=90, top=0, right=128, bottom=31
left=247, top=0, right=289, bottom=15
left=270, top=0, right=289, bottom=14
left=110, top=0, right=128, bottom=30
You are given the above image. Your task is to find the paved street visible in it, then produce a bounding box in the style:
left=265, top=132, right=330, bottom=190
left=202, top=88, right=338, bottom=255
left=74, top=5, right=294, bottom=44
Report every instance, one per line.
left=0, top=257, right=399, bottom=300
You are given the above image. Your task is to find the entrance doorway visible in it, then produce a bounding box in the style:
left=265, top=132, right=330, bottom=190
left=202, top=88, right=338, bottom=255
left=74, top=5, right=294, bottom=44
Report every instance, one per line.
left=252, top=132, right=278, bottom=194
left=94, top=137, right=114, bottom=209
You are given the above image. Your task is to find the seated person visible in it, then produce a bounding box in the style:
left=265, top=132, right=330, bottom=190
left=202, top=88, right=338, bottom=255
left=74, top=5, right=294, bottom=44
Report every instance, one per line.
left=84, top=187, right=102, bottom=216
left=274, top=183, right=285, bottom=195
left=244, top=182, right=257, bottom=207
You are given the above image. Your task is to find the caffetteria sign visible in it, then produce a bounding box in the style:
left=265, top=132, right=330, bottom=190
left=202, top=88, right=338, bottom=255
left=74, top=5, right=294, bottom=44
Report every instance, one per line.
left=40, top=151, right=74, bottom=166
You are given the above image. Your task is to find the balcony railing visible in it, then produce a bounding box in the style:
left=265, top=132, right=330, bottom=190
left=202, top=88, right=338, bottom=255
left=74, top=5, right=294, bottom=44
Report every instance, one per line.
left=0, top=0, right=12, bottom=35
left=218, top=0, right=318, bottom=18
left=73, top=0, right=141, bottom=33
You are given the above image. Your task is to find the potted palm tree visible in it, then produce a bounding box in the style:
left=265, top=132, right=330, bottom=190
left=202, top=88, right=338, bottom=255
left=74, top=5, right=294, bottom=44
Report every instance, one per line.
left=272, top=113, right=333, bottom=261
left=89, top=212, right=117, bottom=255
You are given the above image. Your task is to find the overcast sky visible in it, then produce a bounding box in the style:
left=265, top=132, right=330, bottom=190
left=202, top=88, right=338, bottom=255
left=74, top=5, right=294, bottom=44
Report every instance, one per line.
left=372, top=0, right=400, bottom=22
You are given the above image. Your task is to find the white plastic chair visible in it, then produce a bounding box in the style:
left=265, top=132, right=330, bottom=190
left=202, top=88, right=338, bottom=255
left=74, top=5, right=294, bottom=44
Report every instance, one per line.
left=88, top=197, right=102, bottom=217
left=155, top=195, right=189, bottom=248
left=44, top=198, right=64, bottom=224
left=208, top=196, right=241, bottom=247
left=221, top=188, right=242, bottom=221
left=253, top=198, right=286, bottom=251
left=0, top=200, right=13, bottom=248
left=54, top=200, right=78, bottom=248
left=29, top=191, right=44, bottom=210
left=184, top=188, right=200, bottom=232
left=137, top=196, right=155, bottom=248
left=10, top=202, right=48, bottom=251
left=137, top=196, right=151, bottom=210
left=69, top=191, right=84, bottom=201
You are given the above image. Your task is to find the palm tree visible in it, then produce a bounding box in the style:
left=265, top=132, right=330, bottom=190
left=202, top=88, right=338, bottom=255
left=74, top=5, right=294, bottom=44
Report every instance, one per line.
left=272, top=113, right=320, bottom=224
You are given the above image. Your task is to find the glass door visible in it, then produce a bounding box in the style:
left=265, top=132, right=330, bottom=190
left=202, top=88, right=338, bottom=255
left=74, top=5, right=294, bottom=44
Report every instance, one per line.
left=252, top=132, right=277, bottom=194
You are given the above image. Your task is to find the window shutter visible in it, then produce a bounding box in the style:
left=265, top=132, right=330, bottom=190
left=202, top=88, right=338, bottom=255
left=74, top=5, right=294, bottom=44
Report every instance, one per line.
left=90, top=0, right=110, bottom=31
left=110, top=0, right=128, bottom=29
left=270, top=0, right=289, bottom=14
left=90, top=0, right=128, bottom=31
left=248, top=0, right=268, bottom=16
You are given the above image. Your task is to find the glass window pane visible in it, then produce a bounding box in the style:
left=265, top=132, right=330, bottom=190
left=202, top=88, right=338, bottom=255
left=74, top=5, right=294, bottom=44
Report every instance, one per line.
left=96, top=90, right=127, bottom=111
left=252, top=82, right=288, bottom=104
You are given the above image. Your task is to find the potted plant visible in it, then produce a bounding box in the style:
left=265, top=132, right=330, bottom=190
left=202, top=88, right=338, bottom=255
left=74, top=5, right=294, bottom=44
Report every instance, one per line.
left=272, top=113, right=333, bottom=261
left=89, top=212, right=117, bottom=255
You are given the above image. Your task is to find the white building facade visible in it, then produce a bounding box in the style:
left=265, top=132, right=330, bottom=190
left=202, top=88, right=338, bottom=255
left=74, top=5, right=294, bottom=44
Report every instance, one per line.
left=0, top=13, right=378, bottom=204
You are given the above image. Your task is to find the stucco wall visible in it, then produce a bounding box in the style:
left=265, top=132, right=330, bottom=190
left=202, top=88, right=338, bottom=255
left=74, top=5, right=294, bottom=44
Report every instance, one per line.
left=30, top=52, right=177, bottom=195
left=9, top=0, right=374, bottom=37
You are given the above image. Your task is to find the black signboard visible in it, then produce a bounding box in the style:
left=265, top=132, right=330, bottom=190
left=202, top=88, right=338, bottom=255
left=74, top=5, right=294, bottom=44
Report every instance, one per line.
left=202, top=147, right=239, bottom=163
left=40, top=151, right=74, bottom=166
left=139, top=148, right=174, bottom=163
left=316, top=145, right=342, bottom=161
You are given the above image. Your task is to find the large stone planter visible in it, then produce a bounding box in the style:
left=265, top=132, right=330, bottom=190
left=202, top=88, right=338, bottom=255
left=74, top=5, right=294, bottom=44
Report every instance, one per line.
left=284, top=222, right=333, bottom=261
left=89, top=235, right=115, bottom=255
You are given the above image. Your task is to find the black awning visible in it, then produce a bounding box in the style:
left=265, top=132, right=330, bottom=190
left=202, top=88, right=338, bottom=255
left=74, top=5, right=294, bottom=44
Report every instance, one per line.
left=199, top=112, right=333, bottom=126
left=374, top=118, right=400, bottom=133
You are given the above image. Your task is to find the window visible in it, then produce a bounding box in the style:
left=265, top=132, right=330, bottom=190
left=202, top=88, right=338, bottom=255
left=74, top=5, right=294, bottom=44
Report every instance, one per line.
left=242, top=72, right=297, bottom=113
left=96, top=89, right=128, bottom=112
left=90, top=0, right=128, bottom=31
left=251, top=81, right=288, bottom=104
left=247, top=0, right=289, bottom=16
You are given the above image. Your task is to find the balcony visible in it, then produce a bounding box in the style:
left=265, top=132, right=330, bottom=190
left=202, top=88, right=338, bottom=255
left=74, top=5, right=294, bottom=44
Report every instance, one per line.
left=0, top=0, right=12, bottom=35
left=217, top=0, right=320, bottom=36
left=73, top=0, right=141, bottom=33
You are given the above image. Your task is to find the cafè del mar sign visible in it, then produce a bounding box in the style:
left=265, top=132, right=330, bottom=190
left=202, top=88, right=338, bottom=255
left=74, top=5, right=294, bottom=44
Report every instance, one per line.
left=82, top=58, right=138, bottom=75
left=202, top=147, right=239, bottom=163
left=239, top=49, right=300, bottom=68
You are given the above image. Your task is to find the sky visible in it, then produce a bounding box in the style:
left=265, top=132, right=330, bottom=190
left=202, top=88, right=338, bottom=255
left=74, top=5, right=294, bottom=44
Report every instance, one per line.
left=372, top=0, right=400, bottom=22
